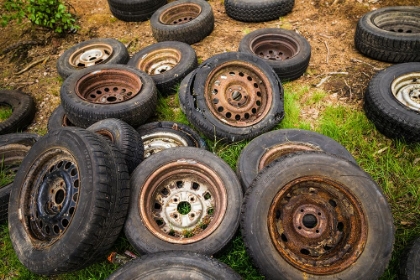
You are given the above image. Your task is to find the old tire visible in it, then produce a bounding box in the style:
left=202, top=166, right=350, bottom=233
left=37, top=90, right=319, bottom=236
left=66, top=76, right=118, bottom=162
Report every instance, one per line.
left=107, top=251, right=241, bottom=279
left=355, top=6, right=420, bottom=63
left=225, top=0, right=294, bottom=23
left=87, top=118, right=144, bottom=173
left=136, top=121, right=207, bottom=158
left=241, top=152, right=394, bottom=280
left=56, top=38, right=130, bottom=79
left=8, top=127, right=130, bottom=275
left=238, top=28, right=311, bottom=81
left=400, top=237, right=420, bottom=280
left=128, top=41, right=198, bottom=95
left=60, top=64, right=157, bottom=128
left=107, top=0, right=167, bottom=22
left=47, top=105, right=75, bottom=131
left=124, top=147, right=242, bottom=255
left=0, top=133, right=39, bottom=223
left=0, top=90, right=35, bottom=135
left=150, top=0, right=214, bottom=45
left=236, top=129, right=356, bottom=191
left=178, top=69, right=197, bottom=115
left=363, top=62, right=420, bottom=142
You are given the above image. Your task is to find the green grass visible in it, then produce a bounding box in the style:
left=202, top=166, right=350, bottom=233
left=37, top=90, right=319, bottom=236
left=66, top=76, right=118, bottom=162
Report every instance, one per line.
left=0, top=84, right=419, bottom=279
left=0, top=104, right=12, bottom=121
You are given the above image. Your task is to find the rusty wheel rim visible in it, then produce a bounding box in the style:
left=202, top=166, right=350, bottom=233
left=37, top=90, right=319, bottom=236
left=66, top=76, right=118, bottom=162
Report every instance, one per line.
left=250, top=34, right=300, bottom=62
left=142, top=131, right=189, bottom=158
left=136, top=48, right=182, bottom=75
left=140, top=161, right=227, bottom=244
left=21, top=149, right=80, bottom=248
left=204, top=61, right=273, bottom=127
left=268, top=176, right=367, bottom=275
left=391, top=72, right=420, bottom=112
left=159, top=3, right=202, bottom=25
left=373, top=11, right=420, bottom=34
left=69, top=43, right=113, bottom=68
left=75, top=69, right=142, bottom=104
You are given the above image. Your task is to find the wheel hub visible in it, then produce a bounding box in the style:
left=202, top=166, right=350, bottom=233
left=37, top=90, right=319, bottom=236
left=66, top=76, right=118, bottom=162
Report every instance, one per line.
left=136, top=48, right=181, bottom=76
left=69, top=44, right=113, bottom=68
left=159, top=3, right=201, bottom=25
left=250, top=34, right=300, bottom=61
left=391, top=73, right=420, bottom=111
left=141, top=132, right=189, bottom=158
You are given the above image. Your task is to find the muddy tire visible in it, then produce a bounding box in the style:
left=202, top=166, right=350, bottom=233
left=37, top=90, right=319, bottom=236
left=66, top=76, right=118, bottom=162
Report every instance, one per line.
left=225, top=0, right=294, bottom=23
left=56, top=38, right=129, bottom=79
left=241, top=151, right=394, bottom=280
left=8, top=127, right=130, bottom=275
left=47, top=105, right=75, bottom=131
left=107, top=0, right=167, bottom=22
left=87, top=118, right=144, bottom=173
left=60, top=64, right=157, bottom=128
left=355, top=6, right=420, bottom=63
left=178, top=69, right=197, bottom=115
left=238, top=28, right=311, bottom=81
left=107, top=251, right=241, bottom=279
left=236, top=129, right=356, bottom=191
left=400, top=237, right=420, bottom=280
left=124, top=147, right=242, bottom=255
left=128, top=41, right=198, bottom=95
left=188, top=52, right=284, bottom=143
left=0, top=90, right=35, bottom=135
left=0, top=133, right=39, bottom=223
left=136, top=121, right=207, bottom=158
left=363, top=62, right=420, bottom=142
left=150, top=0, right=214, bottom=45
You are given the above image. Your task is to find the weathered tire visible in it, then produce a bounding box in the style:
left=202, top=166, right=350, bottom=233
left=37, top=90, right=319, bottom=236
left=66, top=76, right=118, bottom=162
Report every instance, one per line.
left=56, top=38, right=130, bottom=79
left=236, top=129, right=357, bottom=191
left=355, top=6, right=420, bottom=63
left=136, top=121, right=207, bottom=158
left=124, top=147, right=242, bottom=255
left=60, top=64, right=157, bottom=128
left=87, top=118, right=144, bottom=173
left=128, top=41, right=198, bottom=95
left=0, top=89, right=35, bottom=135
left=400, top=237, right=420, bottom=280
left=225, top=0, right=294, bottom=23
left=178, top=69, right=197, bottom=115
left=238, top=28, right=311, bottom=81
left=0, top=133, right=39, bottom=223
left=363, top=62, right=420, bottom=142
left=47, top=105, right=76, bottom=131
left=8, top=127, right=130, bottom=275
left=188, top=52, right=284, bottom=143
left=241, top=151, right=394, bottom=280
left=107, top=0, right=167, bottom=22
left=150, top=0, right=214, bottom=45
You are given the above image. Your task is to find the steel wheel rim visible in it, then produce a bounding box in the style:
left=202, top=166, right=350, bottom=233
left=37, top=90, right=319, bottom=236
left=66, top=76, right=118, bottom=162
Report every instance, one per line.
left=250, top=34, right=300, bottom=61
left=139, top=161, right=227, bottom=244
left=391, top=72, right=420, bottom=111
left=136, top=48, right=182, bottom=75
left=20, top=149, right=80, bottom=247
left=159, top=3, right=202, bottom=25
left=204, top=61, right=273, bottom=127
left=141, top=131, right=189, bottom=158
left=75, top=69, right=142, bottom=104
left=69, top=43, right=113, bottom=68
left=372, top=11, right=420, bottom=33
left=268, top=176, right=367, bottom=275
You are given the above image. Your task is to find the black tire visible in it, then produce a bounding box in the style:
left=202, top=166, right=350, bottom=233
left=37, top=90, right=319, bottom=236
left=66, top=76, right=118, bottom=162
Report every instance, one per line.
left=400, top=237, right=420, bottom=280
left=238, top=28, right=311, bottom=81
left=128, top=41, right=198, bottom=95
left=47, top=105, right=76, bottom=131
left=355, top=6, right=420, bottom=63
left=225, top=0, right=294, bottom=23
left=56, top=38, right=130, bottom=79
left=60, top=64, right=157, bottom=128
left=241, top=151, right=394, bottom=280
left=8, top=127, right=130, bottom=275
left=107, top=0, right=167, bottom=22
left=124, top=147, right=242, bottom=255
left=150, top=0, right=214, bottom=45
left=178, top=69, right=197, bottom=115
left=107, top=251, right=242, bottom=279
left=236, top=129, right=357, bottom=191
left=137, top=121, right=207, bottom=158
left=0, top=133, right=39, bottom=223
left=0, top=90, right=35, bottom=135
left=87, top=118, right=144, bottom=173
left=189, top=52, right=284, bottom=143
left=363, top=62, right=420, bottom=142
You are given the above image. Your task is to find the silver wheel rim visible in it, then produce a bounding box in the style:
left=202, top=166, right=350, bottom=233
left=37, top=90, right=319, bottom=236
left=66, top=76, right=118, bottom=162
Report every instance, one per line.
left=391, top=73, right=420, bottom=111
left=142, top=132, right=189, bottom=158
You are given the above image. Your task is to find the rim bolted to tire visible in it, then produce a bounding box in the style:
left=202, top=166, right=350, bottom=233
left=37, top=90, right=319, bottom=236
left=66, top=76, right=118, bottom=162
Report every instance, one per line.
left=159, top=3, right=202, bottom=25
left=391, top=72, right=420, bottom=111
left=142, top=131, right=189, bottom=158
left=69, top=43, right=113, bottom=68
left=251, top=34, right=300, bottom=62
left=372, top=11, right=420, bottom=34
left=136, top=48, right=182, bottom=75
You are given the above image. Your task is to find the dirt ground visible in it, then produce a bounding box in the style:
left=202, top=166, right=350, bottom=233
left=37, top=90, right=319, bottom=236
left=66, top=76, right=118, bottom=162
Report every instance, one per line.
left=0, top=0, right=418, bottom=134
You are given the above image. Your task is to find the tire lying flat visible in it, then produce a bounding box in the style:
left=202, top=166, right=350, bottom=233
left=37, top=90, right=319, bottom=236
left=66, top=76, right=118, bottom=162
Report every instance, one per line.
left=225, top=0, right=294, bottom=23
left=47, top=105, right=75, bottom=131
left=107, top=0, right=167, bottom=22
left=0, top=90, right=35, bottom=135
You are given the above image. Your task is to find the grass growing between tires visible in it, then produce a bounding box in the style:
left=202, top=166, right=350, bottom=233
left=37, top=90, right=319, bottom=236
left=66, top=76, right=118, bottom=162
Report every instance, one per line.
left=0, top=85, right=419, bottom=279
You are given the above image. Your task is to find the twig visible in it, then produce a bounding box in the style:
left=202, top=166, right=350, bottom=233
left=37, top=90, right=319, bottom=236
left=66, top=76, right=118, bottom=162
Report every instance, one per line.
left=323, top=41, right=330, bottom=64
left=316, top=76, right=331, bottom=88
left=331, top=0, right=339, bottom=5
left=326, top=72, right=348, bottom=75
left=351, top=58, right=383, bottom=71
left=125, top=41, right=133, bottom=49
left=319, top=33, right=333, bottom=39
left=344, top=79, right=352, bottom=99
left=14, top=56, right=50, bottom=75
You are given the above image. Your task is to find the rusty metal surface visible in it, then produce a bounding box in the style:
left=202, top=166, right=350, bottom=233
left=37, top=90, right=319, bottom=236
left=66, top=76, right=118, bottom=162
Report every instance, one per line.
left=69, top=43, right=113, bottom=68
left=75, top=68, right=142, bottom=104
left=141, top=131, right=189, bottom=158
left=204, top=60, right=273, bottom=127
left=136, top=48, right=181, bottom=75
left=139, top=160, right=227, bottom=244
left=250, top=33, right=300, bottom=61
left=268, top=176, right=367, bottom=275
left=159, top=3, right=202, bottom=25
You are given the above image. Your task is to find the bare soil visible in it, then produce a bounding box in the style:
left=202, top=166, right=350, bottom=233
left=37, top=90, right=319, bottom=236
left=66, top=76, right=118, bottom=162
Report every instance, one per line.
left=0, top=0, right=418, bottom=134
